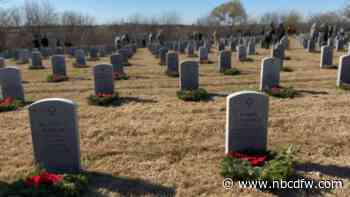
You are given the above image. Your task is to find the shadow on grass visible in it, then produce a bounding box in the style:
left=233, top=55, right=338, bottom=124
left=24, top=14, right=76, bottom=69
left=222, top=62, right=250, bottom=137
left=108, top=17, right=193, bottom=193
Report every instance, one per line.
left=86, top=172, right=176, bottom=197
left=199, top=60, right=214, bottom=64
left=132, top=64, right=148, bottom=67
left=71, top=77, right=92, bottom=81
left=284, top=56, right=292, bottom=61
left=282, top=67, right=294, bottom=72
left=296, top=90, right=328, bottom=96
left=296, top=162, right=350, bottom=179
left=133, top=76, right=152, bottom=80
left=308, top=51, right=321, bottom=54
left=322, top=65, right=338, bottom=70
left=240, top=57, right=254, bottom=62
left=23, top=100, right=35, bottom=106
left=0, top=181, right=8, bottom=196
left=185, top=92, right=229, bottom=102
left=266, top=162, right=350, bottom=196
left=120, top=97, right=158, bottom=104
left=88, top=96, right=157, bottom=108
left=0, top=172, right=176, bottom=197
left=208, top=92, right=229, bottom=99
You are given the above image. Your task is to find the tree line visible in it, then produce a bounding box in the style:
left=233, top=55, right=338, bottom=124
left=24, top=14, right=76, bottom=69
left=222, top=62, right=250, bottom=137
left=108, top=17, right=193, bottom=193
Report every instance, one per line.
left=0, top=0, right=350, bottom=50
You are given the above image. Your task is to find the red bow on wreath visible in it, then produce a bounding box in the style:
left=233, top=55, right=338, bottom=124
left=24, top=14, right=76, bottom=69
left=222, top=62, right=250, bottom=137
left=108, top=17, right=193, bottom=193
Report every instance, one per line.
left=227, top=152, right=268, bottom=167
left=0, top=97, right=14, bottom=106
left=25, top=172, right=63, bottom=188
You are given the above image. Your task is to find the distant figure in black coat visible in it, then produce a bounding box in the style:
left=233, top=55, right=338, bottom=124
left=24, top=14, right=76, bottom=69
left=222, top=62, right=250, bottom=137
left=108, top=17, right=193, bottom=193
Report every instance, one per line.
left=41, top=35, right=49, bottom=47
left=33, top=35, right=41, bottom=49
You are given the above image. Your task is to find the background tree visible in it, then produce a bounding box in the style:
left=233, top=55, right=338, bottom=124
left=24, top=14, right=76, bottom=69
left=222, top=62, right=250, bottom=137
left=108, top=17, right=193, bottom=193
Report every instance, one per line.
left=259, top=12, right=282, bottom=25
left=282, top=10, right=303, bottom=28
left=210, top=0, right=247, bottom=26
left=308, top=11, right=343, bottom=25
left=23, top=0, right=58, bottom=43
left=61, top=11, right=96, bottom=46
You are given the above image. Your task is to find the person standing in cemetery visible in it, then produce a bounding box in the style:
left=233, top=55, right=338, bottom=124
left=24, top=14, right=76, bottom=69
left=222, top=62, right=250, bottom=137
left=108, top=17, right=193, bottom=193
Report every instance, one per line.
left=64, top=40, right=73, bottom=47
left=115, top=36, right=122, bottom=49
left=191, top=31, right=203, bottom=42
left=276, top=23, right=286, bottom=43
left=148, top=32, right=154, bottom=44
left=41, top=35, right=49, bottom=48
left=319, top=23, right=329, bottom=46
left=263, top=23, right=275, bottom=49
left=310, top=22, right=319, bottom=42
left=156, top=30, right=164, bottom=45
left=338, top=27, right=345, bottom=39
left=328, top=25, right=334, bottom=38
left=260, top=27, right=265, bottom=37
left=121, top=34, right=129, bottom=45
left=33, top=35, right=41, bottom=49
left=56, top=39, right=62, bottom=47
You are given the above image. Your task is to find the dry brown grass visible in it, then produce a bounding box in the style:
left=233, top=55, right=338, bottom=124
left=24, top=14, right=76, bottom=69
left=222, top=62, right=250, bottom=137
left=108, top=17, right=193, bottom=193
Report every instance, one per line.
left=0, top=38, right=350, bottom=196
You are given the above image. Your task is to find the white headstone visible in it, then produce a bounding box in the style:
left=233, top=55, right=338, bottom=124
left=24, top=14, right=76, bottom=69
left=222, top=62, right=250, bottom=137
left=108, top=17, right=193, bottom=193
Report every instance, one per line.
left=179, top=61, right=199, bottom=90
left=0, top=66, right=25, bottom=101
left=51, top=55, right=67, bottom=76
left=337, top=55, right=350, bottom=86
left=226, top=91, right=269, bottom=153
left=28, top=98, right=81, bottom=173
left=260, top=57, right=281, bottom=91
left=93, top=64, right=114, bottom=95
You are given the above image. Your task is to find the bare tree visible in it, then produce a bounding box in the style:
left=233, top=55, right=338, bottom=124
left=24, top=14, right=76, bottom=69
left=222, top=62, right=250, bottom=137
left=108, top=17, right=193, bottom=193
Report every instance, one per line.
left=259, top=12, right=281, bottom=25
left=281, top=10, right=303, bottom=27
left=126, top=13, right=146, bottom=25
left=61, top=10, right=96, bottom=46
left=308, top=11, right=343, bottom=25
left=23, top=0, right=58, bottom=37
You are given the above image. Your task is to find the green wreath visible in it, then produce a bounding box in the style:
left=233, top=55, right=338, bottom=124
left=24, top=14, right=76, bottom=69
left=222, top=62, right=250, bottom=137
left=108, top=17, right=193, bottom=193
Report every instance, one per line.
left=177, top=88, right=209, bottom=102
left=3, top=169, right=88, bottom=197
left=220, top=146, right=295, bottom=183
left=88, top=92, right=121, bottom=106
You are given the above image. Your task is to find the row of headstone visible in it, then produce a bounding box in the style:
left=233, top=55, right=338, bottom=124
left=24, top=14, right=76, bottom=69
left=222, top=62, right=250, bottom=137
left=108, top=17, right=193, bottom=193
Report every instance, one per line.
left=300, top=34, right=348, bottom=53
left=9, top=42, right=350, bottom=174
left=27, top=89, right=270, bottom=173
left=0, top=56, right=126, bottom=103
left=27, top=88, right=271, bottom=173
left=1, top=44, right=118, bottom=61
